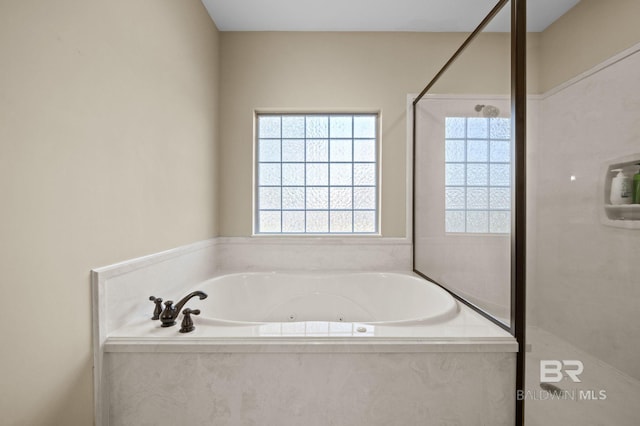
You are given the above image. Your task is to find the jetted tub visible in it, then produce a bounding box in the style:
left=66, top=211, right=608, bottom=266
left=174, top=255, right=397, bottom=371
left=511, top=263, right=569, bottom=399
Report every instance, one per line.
left=100, top=269, right=517, bottom=426
left=194, top=271, right=459, bottom=325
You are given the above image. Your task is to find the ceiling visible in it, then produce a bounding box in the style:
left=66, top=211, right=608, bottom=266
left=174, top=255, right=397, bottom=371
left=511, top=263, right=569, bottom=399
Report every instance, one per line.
left=202, top=0, right=580, bottom=32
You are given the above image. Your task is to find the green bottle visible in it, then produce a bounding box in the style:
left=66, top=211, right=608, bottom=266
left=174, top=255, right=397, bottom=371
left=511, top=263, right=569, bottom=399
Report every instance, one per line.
left=634, top=163, right=640, bottom=204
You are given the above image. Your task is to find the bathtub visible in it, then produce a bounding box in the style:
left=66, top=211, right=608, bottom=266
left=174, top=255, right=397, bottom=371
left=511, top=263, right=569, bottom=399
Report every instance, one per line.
left=98, top=269, right=517, bottom=426
left=106, top=270, right=514, bottom=341
left=194, top=271, right=458, bottom=325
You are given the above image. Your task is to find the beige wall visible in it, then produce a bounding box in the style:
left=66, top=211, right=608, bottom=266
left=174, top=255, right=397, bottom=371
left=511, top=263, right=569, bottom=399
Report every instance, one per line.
left=219, top=32, right=515, bottom=236
left=0, top=0, right=219, bottom=425
left=2, top=0, right=639, bottom=423
left=539, top=0, right=640, bottom=93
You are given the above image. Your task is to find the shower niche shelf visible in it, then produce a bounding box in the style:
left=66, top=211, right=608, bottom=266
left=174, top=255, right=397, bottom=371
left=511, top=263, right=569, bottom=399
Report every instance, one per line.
left=601, top=154, right=640, bottom=229
left=604, top=205, right=640, bottom=220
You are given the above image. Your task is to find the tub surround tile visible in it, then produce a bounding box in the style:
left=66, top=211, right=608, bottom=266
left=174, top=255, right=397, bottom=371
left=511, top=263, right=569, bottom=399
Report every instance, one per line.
left=533, top=47, right=640, bottom=380
left=215, top=237, right=412, bottom=272
left=105, top=339, right=516, bottom=355
left=95, top=240, right=218, bottom=335
left=107, top=351, right=515, bottom=426
left=413, top=97, right=513, bottom=323
left=92, top=239, right=218, bottom=426
left=525, top=327, right=640, bottom=426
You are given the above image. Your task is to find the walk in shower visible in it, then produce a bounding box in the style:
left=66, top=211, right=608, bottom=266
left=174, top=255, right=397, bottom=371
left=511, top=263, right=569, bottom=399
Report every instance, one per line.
left=412, top=0, right=640, bottom=424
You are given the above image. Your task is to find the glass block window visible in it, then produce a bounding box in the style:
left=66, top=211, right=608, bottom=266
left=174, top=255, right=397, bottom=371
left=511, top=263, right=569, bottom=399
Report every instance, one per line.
left=445, top=117, right=511, bottom=234
left=256, top=113, right=378, bottom=234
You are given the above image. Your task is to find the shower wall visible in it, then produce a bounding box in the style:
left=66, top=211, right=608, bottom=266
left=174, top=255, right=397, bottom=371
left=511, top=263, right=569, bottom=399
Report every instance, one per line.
left=533, top=47, right=640, bottom=380
left=414, top=97, right=512, bottom=321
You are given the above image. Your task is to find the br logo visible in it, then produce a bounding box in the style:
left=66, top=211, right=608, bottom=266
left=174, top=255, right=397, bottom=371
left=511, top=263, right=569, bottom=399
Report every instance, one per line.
left=540, top=360, right=584, bottom=383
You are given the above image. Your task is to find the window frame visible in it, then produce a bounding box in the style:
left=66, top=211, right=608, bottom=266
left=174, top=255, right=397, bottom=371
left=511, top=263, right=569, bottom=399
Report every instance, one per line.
left=253, top=111, right=381, bottom=236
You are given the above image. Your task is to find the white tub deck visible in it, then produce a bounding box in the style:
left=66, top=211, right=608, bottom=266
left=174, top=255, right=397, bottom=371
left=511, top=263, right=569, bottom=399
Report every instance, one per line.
left=106, top=271, right=516, bottom=354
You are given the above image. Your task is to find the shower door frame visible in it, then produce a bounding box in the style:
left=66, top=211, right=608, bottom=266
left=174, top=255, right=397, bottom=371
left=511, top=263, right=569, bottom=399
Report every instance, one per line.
left=410, top=0, right=526, bottom=425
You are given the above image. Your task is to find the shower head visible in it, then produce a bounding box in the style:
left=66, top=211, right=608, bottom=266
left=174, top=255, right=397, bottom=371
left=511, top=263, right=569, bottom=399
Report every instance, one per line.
left=474, top=104, right=500, bottom=118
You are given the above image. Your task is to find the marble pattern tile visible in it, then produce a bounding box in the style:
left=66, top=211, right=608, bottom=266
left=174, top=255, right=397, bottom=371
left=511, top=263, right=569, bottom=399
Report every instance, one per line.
left=525, top=327, right=640, bottom=426
left=93, top=237, right=414, bottom=425
left=92, top=239, right=219, bottom=426
left=413, top=97, right=512, bottom=321
left=215, top=237, right=412, bottom=272
left=107, top=351, right=515, bottom=426
left=533, top=48, right=640, bottom=380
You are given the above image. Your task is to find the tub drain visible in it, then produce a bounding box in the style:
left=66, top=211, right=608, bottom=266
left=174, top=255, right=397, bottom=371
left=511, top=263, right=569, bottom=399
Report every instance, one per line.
left=288, top=314, right=296, bottom=321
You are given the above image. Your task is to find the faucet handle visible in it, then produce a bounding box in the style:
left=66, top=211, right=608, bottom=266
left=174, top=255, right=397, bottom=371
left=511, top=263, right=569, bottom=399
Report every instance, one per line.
left=179, top=308, right=200, bottom=333
left=159, top=300, right=176, bottom=327
left=149, top=296, right=163, bottom=320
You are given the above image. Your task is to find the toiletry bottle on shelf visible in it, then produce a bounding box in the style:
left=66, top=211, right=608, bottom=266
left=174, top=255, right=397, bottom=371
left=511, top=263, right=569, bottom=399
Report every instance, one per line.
left=610, top=168, right=631, bottom=205
left=633, top=164, right=640, bottom=204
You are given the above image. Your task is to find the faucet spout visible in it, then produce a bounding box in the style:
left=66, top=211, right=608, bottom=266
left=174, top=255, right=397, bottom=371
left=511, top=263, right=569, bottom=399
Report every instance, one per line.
left=159, top=291, right=208, bottom=327
left=173, top=291, right=207, bottom=316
